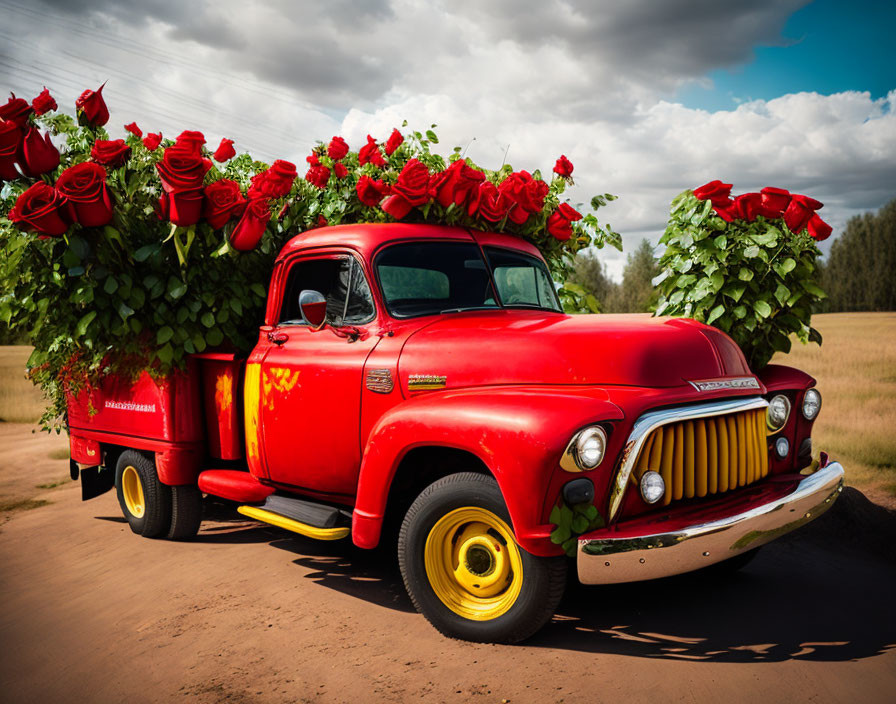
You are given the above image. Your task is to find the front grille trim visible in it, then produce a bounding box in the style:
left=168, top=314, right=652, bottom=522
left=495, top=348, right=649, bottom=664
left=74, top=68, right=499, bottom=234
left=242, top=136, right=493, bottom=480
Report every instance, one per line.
left=608, top=396, right=769, bottom=521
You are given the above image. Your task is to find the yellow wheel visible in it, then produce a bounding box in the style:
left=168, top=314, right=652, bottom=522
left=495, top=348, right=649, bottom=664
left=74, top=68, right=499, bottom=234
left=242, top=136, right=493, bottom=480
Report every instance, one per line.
left=115, top=450, right=171, bottom=538
left=424, top=507, right=523, bottom=620
left=398, top=472, right=567, bottom=643
left=121, top=465, right=145, bottom=518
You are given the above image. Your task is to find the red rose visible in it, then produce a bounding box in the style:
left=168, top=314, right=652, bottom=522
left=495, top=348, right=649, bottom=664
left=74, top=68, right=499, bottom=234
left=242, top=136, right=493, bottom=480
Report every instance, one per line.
left=784, top=194, right=823, bottom=234
left=305, top=164, right=330, bottom=189
left=467, top=181, right=513, bottom=223
left=758, top=186, right=790, bottom=218
left=75, top=84, right=109, bottom=127
left=498, top=170, right=548, bottom=224
left=0, top=119, right=21, bottom=180
left=806, top=213, right=832, bottom=241
left=733, top=192, right=761, bottom=221
left=327, top=136, right=349, bottom=160
left=713, top=202, right=738, bottom=223
left=358, top=135, right=386, bottom=168
left=174, top=130, right=205, bottom=155
left=124, top=122, right=142, bottom=138
left=55, top=162, right=113, bottom=227
left=156, top=143, right=212, bottom=193
left=142, top=133, right=162, bottom=151
left=213, top=137, right=235, bottom=162
left=384, top=128, right=403, bottom=156
left=159, top=189, right=204, bottom=227
left=0, top=94, right=33, bottom=127
left=429, top=159, right=485, bottom=209
left=8, top=182, right=69, bottom=236
left=90, top=138, right=131, bottom=169
left=31, top=88, right=57, bottom=116
left=334, top=162, right=348, bottom=179
left=356, top=175, right=390, bottom=207
left=18, top=127, right=60, bottom=177
left=693, top=180, right=733, bottom=207
left=317, top=215, right=328, bottom=227
left=546, top=202, right=583, bottom=241
left=306, top=153, right=320, bottom=167
left=229, top=198, right=271, bottom=251
left=381, top=159, right=430, bottom=219
left=553, top=155, right=574, bottom=178
left=249, top=159, right=297, bottom=199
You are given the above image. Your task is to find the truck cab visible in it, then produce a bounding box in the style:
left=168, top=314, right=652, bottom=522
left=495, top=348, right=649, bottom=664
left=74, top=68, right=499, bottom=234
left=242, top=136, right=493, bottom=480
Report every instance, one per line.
left=68, top=222, right=844, bottom=643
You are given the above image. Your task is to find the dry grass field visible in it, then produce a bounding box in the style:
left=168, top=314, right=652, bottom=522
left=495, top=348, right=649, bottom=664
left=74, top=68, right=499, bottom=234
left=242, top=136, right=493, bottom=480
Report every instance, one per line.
left=775, top=312, right=896, bottom=504
left=0, top=310, right=893, bottom=504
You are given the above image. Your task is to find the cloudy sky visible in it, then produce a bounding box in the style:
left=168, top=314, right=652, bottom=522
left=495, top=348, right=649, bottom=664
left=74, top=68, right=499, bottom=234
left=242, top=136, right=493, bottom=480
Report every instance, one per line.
left=3, top=0, right=894, bottom=278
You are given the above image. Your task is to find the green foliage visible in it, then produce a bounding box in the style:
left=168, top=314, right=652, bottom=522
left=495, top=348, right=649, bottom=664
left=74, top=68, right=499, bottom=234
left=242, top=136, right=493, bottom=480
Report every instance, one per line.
left=821, top=198, right=896, bottom=312
left=549, top=499, right=606, bottom=557
left=653, top=190, right=826, bottom=370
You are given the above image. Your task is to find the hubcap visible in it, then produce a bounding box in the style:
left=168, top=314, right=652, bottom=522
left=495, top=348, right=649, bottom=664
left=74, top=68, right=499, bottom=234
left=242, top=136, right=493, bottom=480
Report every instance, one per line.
left=424, top=507, right=523, bottom=621
left=121, top=466, right=145, bottom=518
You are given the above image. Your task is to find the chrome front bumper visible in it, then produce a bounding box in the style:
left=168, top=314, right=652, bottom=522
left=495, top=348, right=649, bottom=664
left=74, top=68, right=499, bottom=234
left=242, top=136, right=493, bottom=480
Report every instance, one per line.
left=577, top=462, right=845, bottom=585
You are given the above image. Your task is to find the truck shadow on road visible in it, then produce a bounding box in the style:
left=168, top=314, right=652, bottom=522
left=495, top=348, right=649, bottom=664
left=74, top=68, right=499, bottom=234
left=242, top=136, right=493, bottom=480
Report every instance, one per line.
left=192, top=493, right=895, bottom=662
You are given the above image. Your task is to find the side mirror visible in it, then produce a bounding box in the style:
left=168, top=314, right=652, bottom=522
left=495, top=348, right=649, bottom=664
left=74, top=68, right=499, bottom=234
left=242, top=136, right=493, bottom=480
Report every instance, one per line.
left=298, top=289, right=327, bottom=330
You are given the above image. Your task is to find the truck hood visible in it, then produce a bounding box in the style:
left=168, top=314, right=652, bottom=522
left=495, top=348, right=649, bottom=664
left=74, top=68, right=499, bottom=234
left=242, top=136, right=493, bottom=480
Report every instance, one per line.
left=397, top=310, right=753, bottom=392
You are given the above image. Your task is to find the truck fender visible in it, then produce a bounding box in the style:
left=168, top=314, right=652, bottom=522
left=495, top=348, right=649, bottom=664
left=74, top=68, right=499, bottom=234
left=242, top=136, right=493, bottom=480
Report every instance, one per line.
left=352, top=386, right=623, bottom=554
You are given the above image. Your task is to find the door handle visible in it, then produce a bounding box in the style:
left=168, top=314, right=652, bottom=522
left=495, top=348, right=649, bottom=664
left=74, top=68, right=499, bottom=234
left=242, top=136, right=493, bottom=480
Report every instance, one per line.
left=268, top=331, right=289, bottom=345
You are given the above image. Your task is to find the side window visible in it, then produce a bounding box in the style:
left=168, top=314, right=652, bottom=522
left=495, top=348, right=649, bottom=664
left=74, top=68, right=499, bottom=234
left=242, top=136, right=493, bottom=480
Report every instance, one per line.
left=280, top=256, right=375, bottom=326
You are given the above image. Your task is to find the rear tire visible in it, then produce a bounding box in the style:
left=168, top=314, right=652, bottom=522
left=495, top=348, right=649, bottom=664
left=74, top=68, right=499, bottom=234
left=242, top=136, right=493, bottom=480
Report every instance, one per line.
left=398, top=472, right=567, bottom=643
left=115, top=450, right=171, bottom=538
left=167, top=485, right=203, bottom=540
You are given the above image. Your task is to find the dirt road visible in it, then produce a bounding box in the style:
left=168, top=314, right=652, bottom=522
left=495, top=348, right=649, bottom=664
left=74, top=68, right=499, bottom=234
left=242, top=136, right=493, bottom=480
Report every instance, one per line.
left=1, top=423, right=895, bottom=704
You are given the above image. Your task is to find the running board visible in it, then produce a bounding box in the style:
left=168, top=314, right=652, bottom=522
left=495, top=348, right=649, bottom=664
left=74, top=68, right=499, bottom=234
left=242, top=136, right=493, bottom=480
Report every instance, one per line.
left=237, top=505, right=350, bottom=541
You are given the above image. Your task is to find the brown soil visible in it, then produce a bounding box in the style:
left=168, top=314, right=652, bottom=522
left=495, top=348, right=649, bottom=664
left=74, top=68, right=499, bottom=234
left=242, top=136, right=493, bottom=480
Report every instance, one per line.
left=1, top=423, right=895, bottom=703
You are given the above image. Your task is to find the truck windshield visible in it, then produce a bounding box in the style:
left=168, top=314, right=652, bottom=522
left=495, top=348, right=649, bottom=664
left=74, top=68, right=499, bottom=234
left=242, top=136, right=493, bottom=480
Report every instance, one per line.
left=375, top=242, right=561, bottom=318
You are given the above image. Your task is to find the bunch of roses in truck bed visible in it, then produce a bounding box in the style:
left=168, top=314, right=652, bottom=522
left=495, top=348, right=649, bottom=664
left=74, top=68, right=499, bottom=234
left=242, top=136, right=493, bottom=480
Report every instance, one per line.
left=0, top=84, right=620, bottom=428
left=654, top=181, right=828, bottom=370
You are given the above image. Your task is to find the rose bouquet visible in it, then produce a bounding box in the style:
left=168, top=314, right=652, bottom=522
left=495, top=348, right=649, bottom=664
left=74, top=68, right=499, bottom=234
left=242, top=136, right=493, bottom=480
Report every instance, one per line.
left=0, top=85, right=620, bottom=428
left=654, top=181, right=829, bottom=369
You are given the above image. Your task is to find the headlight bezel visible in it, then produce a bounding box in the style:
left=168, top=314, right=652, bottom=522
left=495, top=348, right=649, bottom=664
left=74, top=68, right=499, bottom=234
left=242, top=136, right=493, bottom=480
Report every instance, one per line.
left=766, top=394, right=791, bottom=434
left=560, top=425, right=608, bottom=472
left=802, top=388, right=822, bottom=421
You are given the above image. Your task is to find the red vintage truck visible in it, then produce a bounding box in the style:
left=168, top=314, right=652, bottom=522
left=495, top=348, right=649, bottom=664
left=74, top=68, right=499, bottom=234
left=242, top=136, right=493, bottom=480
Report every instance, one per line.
left=66, top=222, right=844, bottom=643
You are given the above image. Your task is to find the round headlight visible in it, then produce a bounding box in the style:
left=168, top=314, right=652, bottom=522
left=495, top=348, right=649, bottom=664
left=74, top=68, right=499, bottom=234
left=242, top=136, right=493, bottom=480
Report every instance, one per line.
left=766, top=394, right=791, bottom=433
left=640, top=471, right=666, bottom=504
left=775, top=436, right=790, bottom=459
left=802, top=388, right=821, bottom=420
left=573, top=427, right=607, bottom=470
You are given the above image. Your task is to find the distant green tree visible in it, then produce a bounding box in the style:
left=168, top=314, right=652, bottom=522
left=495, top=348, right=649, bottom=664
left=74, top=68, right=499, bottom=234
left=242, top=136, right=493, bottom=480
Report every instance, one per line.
left=568, top=249, right=619, bottom=312
left=823, top=198, right=896, bottom=311
left=610, top=238, right=661, bottom=313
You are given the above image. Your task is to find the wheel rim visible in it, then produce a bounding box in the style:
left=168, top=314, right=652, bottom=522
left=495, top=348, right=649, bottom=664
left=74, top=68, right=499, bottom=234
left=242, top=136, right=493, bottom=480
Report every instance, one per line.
left=424, top=507, right=523, bottom=621
left=121, top=466, right=145, bottom=518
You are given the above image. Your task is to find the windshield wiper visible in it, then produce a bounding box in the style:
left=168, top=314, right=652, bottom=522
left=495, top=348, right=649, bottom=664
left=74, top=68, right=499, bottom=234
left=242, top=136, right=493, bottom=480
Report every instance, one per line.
left=439, top=306, right=496, bottom=314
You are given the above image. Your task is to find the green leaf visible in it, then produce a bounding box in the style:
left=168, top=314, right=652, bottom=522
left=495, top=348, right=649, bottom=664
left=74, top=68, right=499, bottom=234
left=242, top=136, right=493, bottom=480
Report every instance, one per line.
left=103, top=276, right=119, bottom=294
left=206, top=328, right=224, bottom=347
left=156, top=326, right=174, bottom=344
left=774, top=257, right=796, bottom=277
left=134, top=244, right=158, bottom=262
left=75, top=311, right=96, bottom=337
left=706, top=303, right=725, bottom=324
left=744, top=245, right=760, bottom=258
left=425, top=130, right=439, bottom=144
left=774, top=283, right=790, bottom=305
left=713, top=235, right=727, bottom=249
left=738, top=267, right=754, bottom=281
left=571, top=515, right=589, bottom=534
left=201, top=312, right=215, bottom=328
left=156, top=343, right=174, bottom=365
left=167, top=277, right=187, bottom=299
left=801, top=281, right=827, bottom=298
left=117, top=301, right=134, bottom=321
left=754, top=300, right=772, bottom=318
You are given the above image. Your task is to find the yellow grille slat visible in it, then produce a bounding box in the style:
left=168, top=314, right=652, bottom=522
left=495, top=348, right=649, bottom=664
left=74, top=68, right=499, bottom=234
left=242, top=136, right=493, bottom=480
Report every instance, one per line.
left=633, top=408, right=768, bottom=507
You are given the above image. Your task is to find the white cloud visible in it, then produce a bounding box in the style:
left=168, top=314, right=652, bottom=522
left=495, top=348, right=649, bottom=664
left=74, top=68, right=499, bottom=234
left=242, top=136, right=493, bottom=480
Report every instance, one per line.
left=2, top=0, right=894, bottom=280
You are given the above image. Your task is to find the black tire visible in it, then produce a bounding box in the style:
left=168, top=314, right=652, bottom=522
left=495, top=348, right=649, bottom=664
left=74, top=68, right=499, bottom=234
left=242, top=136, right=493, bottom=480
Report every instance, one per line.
left=167, top=485, right=203, bottom=540
left=398, top=472, right=567, bottom=643
left=115, top=450, right=171, bottom=539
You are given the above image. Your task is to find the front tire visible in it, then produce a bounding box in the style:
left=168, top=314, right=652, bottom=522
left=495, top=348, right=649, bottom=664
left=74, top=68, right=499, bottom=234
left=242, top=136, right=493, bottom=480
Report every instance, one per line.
left=398, top=472, right=567, bottom=643
left=115, top=450, right=171, bottom=538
